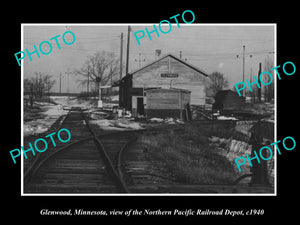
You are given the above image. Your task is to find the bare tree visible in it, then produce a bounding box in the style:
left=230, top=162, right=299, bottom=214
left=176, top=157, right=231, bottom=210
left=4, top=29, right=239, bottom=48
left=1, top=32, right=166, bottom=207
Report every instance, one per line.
left=74, top=51, right=120, bottom=97
left=24, top=73, right=55, bottom=108
left=207, top=71, right=228, bottom=96
left=24, top=73, right=55, bottom=98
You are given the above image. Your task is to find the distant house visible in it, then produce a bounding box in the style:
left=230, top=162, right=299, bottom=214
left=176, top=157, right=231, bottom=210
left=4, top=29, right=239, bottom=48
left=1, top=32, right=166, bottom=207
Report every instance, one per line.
left=213, top=90, right=245, bottom=111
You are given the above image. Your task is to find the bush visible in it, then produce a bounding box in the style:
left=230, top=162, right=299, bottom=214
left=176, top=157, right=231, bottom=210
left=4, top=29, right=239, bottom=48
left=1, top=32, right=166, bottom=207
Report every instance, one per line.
left=77, top=91, right=98, bottom=99
left=139, top=128, right=237, bottom=185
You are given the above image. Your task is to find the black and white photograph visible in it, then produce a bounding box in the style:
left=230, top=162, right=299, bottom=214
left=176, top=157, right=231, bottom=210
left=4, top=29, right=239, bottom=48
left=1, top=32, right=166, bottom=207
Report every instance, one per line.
left=21, top=24, right=276, bottom=195
left=4, top=5, right=298, bottom=224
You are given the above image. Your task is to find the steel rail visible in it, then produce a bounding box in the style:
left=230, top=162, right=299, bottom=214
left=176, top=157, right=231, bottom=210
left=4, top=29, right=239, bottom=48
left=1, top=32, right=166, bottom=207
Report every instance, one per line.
left=117, top=135, right=138, bottom=181
left=24, top=110, right=72, bottom=182
left=24, top=107, right=131, bottom=193
left=80, top=109, right=129, bottom=193
left=25, top=136, right=93, bottom=182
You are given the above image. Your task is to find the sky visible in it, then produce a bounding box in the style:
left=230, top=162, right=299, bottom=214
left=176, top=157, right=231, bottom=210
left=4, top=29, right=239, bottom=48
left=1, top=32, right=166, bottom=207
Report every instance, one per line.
left=22, top=24, right=275, bottom=93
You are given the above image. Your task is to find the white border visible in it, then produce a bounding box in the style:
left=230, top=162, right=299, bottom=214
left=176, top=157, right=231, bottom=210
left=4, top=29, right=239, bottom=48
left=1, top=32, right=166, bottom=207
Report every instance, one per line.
left=21, top=23, right=24, bottom=195
left=21, top=23, right=277, bottom=196
left=274, top=24, right=277, bottom=196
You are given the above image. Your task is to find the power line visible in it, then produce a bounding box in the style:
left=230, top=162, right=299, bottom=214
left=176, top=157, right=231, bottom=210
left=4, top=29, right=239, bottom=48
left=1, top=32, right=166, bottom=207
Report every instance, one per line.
left=24, top=37, right=120, bottom=45
left=21, top=41, right=274, bottom=57
left=24, top=35, right=120, bottom=40
left=76, top=38, right=120, bottom=44
left=186, top=51, right=273, bottom=62
left=22, top=37, right=274, bottom=63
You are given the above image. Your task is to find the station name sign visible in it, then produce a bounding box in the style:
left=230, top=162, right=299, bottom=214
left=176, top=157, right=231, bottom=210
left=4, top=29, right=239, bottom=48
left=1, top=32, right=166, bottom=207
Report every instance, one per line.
left=161, top=73, right=179, bottom=78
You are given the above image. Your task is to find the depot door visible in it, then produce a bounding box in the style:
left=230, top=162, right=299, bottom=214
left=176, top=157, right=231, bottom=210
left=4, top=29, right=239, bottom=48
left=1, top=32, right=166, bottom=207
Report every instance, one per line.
left=137, top=97, right=144, bottom=115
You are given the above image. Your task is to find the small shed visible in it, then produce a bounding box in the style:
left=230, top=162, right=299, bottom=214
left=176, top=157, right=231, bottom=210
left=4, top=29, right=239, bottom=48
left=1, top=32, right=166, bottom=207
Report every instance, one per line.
left=213, top=90, right=245, bottom=111
left=145, top=88, right=191, bottom=120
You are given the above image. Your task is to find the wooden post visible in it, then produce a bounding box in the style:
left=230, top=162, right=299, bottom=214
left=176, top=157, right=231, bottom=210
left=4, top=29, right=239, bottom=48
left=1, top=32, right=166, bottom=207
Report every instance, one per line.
left=125, top=26, right=131, bottom=75
left=249, top=120, right=270, bottom=186
left=120, top=32, right=123, bottom=80
left=257, top=62, right=262, bottom=103
left=59, top=72, right=62, bottom=94
left=242, top=45, right=245, bottom=97
left=179, top=91, right=183, bottom=120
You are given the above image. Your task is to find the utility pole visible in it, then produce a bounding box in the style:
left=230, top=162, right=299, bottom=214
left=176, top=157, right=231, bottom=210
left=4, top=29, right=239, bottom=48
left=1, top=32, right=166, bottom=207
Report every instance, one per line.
left=35, top=72, right=38, bottom=98
left=59, top=73, right=62, bottom=94
left=257, top=62, right=262, bottom=103
left=125, top=26, right=131, bottom=75
left=250, top=55, right=253, bottom=79
left=120, top=32, right=123, bottom=80
left=249, top=122, right=270, bottom=187
left=249, top=55, right=254, bottom=103
left=242, top=45, right=245, bottom=97
left=236, top=45, right=246, bottom=97
left=65, top=68, right=72, bottom=94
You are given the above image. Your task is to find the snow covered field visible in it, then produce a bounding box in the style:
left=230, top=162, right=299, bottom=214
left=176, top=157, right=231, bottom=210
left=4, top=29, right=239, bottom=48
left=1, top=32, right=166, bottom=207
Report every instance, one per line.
left=23, top=96, right=142, bottom=136
left=51, top=96, right=97, bottom=109
left=24, top=96, right=94, bottom=137
left=89, top=118, right=144, bottom=131
left=24, top=96, right=273, bottom=137
left=23, top=100, right=68, bottom=137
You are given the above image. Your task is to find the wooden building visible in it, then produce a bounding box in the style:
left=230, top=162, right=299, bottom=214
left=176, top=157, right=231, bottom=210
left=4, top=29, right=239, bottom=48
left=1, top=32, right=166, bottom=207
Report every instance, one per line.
left=213, top=90, right=245, bottom=111
left=145, top=88, right=191, bottom=120
left=117, top=54, right=209, bottom=116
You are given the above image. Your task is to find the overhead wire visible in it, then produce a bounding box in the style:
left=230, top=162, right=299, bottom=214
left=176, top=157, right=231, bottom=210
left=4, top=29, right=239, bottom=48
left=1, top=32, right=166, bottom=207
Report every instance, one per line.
left=22, top=30, right=274, bottom=63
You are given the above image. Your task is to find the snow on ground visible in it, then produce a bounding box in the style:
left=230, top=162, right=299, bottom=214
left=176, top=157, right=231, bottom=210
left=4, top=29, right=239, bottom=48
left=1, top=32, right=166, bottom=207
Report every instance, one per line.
left=24, top=96, right=99, bottom=137
left=24, top=96, right=190, bottom=136
left=102, top=102, right=119, bottom=109
left=148, top=117, right=185, bottom=124
left=50, top=96, right=97, bottom=109
left=42, top=104, right=66, bottom=117
left=24, top=119, right=52, bottom=137
left=149, top=118, right=164, bottom=123
left=208, top=136, right=252, bottom=175
left=217, top=115, right=238, bottom=120
left=89, top=118, right=144, bottom=131
left=110, top=95, right=119, bottom=101
left=89, top=110, right=109, bottom=120
left=86, top=106, right=143, bottom=131
left=24, top=99, right=69, bottom=137
left=26, top=96, right=143, bottom=132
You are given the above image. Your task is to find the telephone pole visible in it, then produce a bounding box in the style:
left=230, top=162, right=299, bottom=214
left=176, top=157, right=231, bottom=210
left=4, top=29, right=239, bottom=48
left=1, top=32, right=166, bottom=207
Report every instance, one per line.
left=257, top=62, right=262, bottom=103
left=59, top=73, right=62, bottom=94
left=249, top=55, right=254, bottom=103
left=65, top=68, right=72, bottom=94
left=125, top=26, right=131, bottom=75
left=242, top=45, right=245, bottom=97
left=236, top=45, right=246, bottom=97
left=120, top=32, right=123, bottom=80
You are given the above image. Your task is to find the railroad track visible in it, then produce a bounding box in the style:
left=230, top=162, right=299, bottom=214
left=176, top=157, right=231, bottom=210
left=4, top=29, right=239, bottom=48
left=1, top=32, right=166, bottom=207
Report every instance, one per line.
left=120, top=139, right=178, bottom=193
left=24, top=107, right=133, bottom=193
left=23, top=108, right=273, bottom=194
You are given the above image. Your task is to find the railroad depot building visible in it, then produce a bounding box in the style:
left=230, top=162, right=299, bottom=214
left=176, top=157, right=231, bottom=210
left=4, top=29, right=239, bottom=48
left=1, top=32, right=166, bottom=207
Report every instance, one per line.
left=117, top=54, right=210, bottom=119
